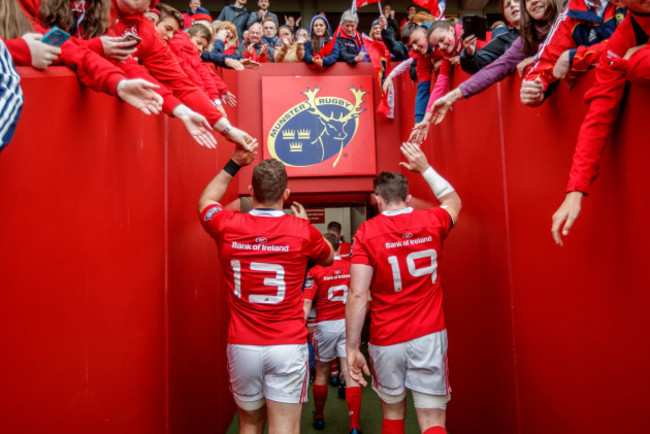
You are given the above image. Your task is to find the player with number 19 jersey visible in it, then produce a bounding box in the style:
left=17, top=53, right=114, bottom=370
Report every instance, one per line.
left=201, top=205, right=331, bottom=346
left=351, top=207, right=453, bottom=346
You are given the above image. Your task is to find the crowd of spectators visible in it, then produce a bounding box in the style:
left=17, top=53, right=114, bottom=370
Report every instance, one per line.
left=0, top=0, right=648, bottom=242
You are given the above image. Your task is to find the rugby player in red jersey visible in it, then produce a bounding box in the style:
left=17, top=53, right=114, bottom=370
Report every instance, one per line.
left=346, top=142, right=462, bottom=434
left=198, top=146, right=334, bottom=433
left=326, top=221, right=352, bottom=261
left=303, top=233, right=362, bottom=433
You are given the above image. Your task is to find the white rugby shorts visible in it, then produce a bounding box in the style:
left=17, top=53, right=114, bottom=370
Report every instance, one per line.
left=369, top=330, right=451, bottom=397
left=227, top=343, right=309, bottom=404
left=313, top=319, right=347, bottom=362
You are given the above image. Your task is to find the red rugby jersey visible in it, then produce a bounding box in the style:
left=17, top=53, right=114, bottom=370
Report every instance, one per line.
left=351, top=207, right=452, bottom=346
left=304, top=258, right=351, bottom=323
left=339, top=241, right=352, bottom=261
left=201, top=205, right=331, bottom=345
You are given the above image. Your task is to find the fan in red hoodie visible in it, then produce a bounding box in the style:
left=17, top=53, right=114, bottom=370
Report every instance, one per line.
left=108, top=0, right=255, bottom=150
left=14, top=0, right=226, bottom=148
left=551, top=0, right=650, bottom=246
left=5, top=0, right=163, bottom=116
left=152, top=5, right=228, bottom=118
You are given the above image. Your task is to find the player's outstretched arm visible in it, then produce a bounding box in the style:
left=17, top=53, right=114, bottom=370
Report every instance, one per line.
left=346, top=264, right=373, bottom=387
left=197, top=142, right=259, bottom=214
left=399, top=142, right=461, bottom=223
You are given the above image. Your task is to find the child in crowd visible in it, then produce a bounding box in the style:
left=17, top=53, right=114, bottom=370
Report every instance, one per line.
left=399, top=21, right=443, bottom=123
left=188, top=23, right=237, bottom=107
left=421, top=20, right=465, bottom=108
left=202, top=21, right=259, bottom=69
left=154, top=5, right=229, bottom=118
left=303, top=15, right=339, bottom=70
left=411, top=0, right=564, bottom=142
left=274, top=25, right=306, bottom=62
left=213, top=21, right=242, bottom=56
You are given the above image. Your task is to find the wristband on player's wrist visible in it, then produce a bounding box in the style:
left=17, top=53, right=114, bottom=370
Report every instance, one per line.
left=223, top=159, right=241, bottom=176
left=422, top=166, right=455, bottom=200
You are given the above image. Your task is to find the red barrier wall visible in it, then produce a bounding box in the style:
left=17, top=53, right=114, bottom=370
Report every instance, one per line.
left=0, top=67, right=236, bottom=434
left=407, top=71, right=650, bottom=433
left=1, top=63, right=647, bottom=434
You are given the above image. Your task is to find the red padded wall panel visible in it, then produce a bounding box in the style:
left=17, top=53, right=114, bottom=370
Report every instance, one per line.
left=166, top=113, right=238, bottom=433
left=0, top=68, right=167, bottom=433
left=407, top=69, right=650, bottom=433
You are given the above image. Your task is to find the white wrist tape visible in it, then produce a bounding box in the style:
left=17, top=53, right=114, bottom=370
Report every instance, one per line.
left=422, top=166, right=455, bottom=200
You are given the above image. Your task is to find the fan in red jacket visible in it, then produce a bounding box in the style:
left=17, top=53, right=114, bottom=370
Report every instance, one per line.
left=107, top=0, right=254, bottom=150
left=152, top=5, right=227, bottom=118
left=14, top=0, right=226, bottom=147
left=5, top=0, right=163, bottom=116
left=521, top=0, right=627, bottom=106
left=551, top=2, right=650, bottom=246
left=186, top=24, right=237, bottom=108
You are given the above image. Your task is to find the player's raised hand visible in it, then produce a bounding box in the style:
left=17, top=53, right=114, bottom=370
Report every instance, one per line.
left=551, top=191, right=583, bottom=246
left=291, top=201, right=308, bottom=220
left=347, top=349, right=370, bottom=387
left=399, top=142, right=430, bottom=173
left=231, top=141, right=258, bottom=167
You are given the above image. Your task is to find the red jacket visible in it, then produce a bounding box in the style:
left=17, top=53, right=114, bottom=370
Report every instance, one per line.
left=169, top=31, right=228, bottom=101
left=566, top=11, right=650, bottom=194
left=10, top=0, right=126, bottom=96
left=526, top=0, right=627, bottom=91
left=108, top=0, right=223, bottom=124
left=242, top=38, right=270, bottom=63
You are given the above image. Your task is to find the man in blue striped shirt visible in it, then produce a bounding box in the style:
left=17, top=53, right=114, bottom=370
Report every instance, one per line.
left=0, top=38, right=24, bottom=153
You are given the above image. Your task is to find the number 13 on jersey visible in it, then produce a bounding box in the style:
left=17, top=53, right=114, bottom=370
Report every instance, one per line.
left=231, top=260, right=286, bottom=304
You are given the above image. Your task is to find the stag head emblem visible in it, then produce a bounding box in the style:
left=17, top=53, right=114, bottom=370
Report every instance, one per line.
left=301, top=87, right=367, bottom=166
left=267, top=85, right=369, bottom=168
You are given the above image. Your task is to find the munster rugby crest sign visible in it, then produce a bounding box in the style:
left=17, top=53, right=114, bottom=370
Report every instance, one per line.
left=262, top=76, right=377, bottom=178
